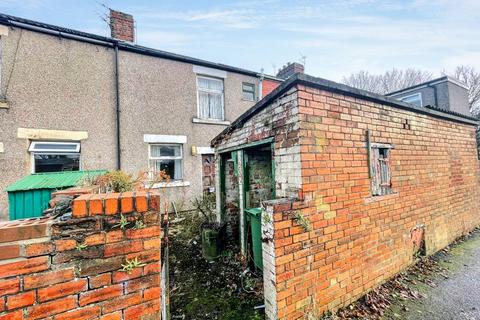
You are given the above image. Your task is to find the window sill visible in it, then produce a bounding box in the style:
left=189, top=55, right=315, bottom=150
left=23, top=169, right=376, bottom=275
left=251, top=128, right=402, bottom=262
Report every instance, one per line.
left=364, top=192, right=399, bottom=204
left=149, top=181, right=191, bottom=188
left=241, top=98, right=256, bottom=102
left=192, top=118, right=231, bottom=126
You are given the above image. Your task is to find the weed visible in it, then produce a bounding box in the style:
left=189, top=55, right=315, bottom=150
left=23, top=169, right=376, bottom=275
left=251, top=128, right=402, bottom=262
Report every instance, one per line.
left=133, top=220, right=146, bottom=230
left=293, top=212, right=312, bottom=232
left=121, top=257, right=146, bottom=274
left=75, top=242, right=88, bottom=251
left=114, top=214, right=129, bottom=230
left=192, top=193, right=217, bottom=225
left=262, top=212, right=271, bottom=224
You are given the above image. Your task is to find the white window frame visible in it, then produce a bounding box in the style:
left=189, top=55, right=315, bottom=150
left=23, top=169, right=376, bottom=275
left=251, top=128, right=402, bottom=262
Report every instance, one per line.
left=148, top=144, right=184, bottom=181
left=400, top=92, right=422, bottom=107
left=196, top=75, right=225, bottom=121
left=29, top=141, right=81, bottom=153
left=29, top=141, right=81, bottom=174
left=242, top=82, right=256, bottom=101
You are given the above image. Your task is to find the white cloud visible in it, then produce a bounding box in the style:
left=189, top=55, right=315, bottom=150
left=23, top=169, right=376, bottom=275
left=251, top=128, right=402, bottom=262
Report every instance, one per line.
left=137, top=30, right=191, bottom=50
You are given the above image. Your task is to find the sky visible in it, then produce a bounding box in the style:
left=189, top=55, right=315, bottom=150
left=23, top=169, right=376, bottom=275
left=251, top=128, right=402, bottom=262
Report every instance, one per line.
left=1, top=0, right=479, bottom=81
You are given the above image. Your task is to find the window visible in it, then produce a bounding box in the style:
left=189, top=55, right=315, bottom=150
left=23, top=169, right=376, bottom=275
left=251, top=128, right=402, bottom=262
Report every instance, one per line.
left=149, top=144, right=183, bottom=180
left=29, top=141, right=80, bottom=173
left=242, top=82, right=256, bottom=101
left=370, top=143, right=392, bottom=196
left=197, top=76, right=224, bottom=120
left=400, top=93, right=422, bottom=107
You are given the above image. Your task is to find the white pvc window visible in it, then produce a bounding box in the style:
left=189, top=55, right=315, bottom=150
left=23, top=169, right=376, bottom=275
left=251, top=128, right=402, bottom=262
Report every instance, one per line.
left=29, top=141, right=81, bottom=173
left=197, top=76, right=224, bottom=120
left=149, top=144, right=183, bottom=180
left=242, top=82, right=256, bottom=101
left=29, top=141, right=81, bottom=153
left=400, top=93, right=422, bottom=107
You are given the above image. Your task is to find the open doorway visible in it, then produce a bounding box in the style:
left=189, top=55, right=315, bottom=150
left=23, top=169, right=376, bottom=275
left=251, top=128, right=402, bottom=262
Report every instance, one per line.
left=219, top=141, right=275, bottom=271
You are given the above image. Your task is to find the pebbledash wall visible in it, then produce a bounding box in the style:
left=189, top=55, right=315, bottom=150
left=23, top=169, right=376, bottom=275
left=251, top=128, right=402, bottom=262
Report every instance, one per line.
left=0, top=191, right=162, bottom=320
left=212, top=75, right=480, bottom=320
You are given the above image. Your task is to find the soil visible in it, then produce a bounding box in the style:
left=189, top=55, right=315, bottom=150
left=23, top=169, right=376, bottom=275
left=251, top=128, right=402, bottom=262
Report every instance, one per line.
left=168, top=216, right=265, bottom=320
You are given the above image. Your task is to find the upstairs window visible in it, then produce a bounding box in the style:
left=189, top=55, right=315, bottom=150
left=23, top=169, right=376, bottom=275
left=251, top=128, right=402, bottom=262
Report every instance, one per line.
left=197, top=76, right=224, bottom=120
left=400, top=93, right=422, bottom=107
left=242, top=82, right=256, bottom=101
left=149, top=144, right=183, bottom=180
left=29, top=141, right=80, bottom=173
left=370, top=143, right=392, bottom=196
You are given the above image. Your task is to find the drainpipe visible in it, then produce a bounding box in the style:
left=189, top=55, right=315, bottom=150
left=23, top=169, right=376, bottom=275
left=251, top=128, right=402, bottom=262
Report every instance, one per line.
left=114, top=43, right=121, bottom=170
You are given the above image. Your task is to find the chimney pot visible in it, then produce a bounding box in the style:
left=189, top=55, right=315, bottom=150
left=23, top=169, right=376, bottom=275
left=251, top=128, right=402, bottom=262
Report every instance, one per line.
left=110, top=9, right=135, bottom=42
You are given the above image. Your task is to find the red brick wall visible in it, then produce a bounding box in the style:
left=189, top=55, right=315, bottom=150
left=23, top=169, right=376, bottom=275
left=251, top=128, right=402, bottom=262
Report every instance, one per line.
left=269, top=85, right=480, bottom=319
left=262, top=78, right=281, bottom=98
left=110, top=9, right=135, bottom=42
left=0, top=191, right=162, bottom=320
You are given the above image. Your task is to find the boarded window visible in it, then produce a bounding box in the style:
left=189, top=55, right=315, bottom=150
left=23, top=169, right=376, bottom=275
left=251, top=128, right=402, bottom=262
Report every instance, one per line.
left=370, top=143, right=392, bottom=196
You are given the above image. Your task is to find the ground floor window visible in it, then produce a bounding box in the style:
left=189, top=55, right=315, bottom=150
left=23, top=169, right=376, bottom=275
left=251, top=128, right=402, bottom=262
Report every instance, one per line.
left=29, top=141, right=80, bottom=173
left=149, top=144, right=183, bottom=180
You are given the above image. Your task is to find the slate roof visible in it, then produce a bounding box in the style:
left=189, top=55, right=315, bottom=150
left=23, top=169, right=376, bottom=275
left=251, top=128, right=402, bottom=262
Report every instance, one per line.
left=0, top=12, right=282, bottom=79
left=212, top=73, right=478, bottom=146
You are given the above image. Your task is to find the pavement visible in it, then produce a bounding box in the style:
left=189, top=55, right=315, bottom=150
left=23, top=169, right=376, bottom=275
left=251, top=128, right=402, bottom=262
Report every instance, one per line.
left=385, top=229, right=480, bottom=320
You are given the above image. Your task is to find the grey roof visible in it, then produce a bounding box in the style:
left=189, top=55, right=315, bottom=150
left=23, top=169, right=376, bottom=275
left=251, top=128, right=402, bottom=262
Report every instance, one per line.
left=387, top=75, right=469, bottom=96
left=212, top=73, right=478, bottom=146
left=0, top=12, right=283, bottom=79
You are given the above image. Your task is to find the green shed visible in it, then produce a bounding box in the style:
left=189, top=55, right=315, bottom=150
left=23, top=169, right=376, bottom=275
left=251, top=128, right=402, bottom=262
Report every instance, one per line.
left=6, top=170, right=107, bottom=220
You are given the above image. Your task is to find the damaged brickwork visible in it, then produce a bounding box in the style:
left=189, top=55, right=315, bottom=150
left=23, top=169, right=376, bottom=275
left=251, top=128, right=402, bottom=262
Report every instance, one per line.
left=214, top=87, right=304, bottom=320
left=213, top=80, right=480, bottom=320
left=0, top=191, right=162, bottom=319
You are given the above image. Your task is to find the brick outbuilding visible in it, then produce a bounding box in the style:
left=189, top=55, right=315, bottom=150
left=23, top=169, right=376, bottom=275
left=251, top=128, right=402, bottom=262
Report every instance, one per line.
left=211, top=73, right=480, bottom=320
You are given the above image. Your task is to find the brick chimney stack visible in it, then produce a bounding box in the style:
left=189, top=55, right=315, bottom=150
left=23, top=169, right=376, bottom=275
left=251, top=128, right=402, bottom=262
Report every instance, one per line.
left=109, top=9, right=135, bottom=42
left=276, top=62, right=305, bottom=80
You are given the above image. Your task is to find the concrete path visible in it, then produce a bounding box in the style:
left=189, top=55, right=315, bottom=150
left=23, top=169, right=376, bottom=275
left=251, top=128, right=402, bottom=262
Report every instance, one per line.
left=385, top=230, right=480, bottom=320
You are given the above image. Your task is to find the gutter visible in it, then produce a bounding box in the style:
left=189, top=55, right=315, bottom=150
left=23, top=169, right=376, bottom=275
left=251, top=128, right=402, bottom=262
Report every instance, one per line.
left=1, top=15, right=262, bottom=78
left=6, top=20, right=114, bottom=47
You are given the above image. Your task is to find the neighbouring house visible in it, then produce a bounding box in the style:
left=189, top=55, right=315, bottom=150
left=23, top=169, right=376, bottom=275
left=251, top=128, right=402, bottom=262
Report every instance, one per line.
left=386, top=75, right=471, bottom=116
left=0, top=10, right=285, bottom=220
left=211, top=73, right=480, bottom=319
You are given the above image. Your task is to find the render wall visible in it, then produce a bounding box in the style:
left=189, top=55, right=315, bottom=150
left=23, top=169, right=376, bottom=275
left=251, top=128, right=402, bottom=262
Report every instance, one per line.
left=118, top=50, right=259, bottom=209
left=0, top=191, right=162, bottom=319
left=0, top=27, right=117, bottom=220
left=269, top=85, right=480, bottom=319
left=0, top=25, right=259, bottom=220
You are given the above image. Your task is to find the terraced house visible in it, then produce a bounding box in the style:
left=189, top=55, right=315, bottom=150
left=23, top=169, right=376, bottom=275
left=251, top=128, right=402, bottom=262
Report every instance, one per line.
left=0, top=10, right=283, bottom=220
